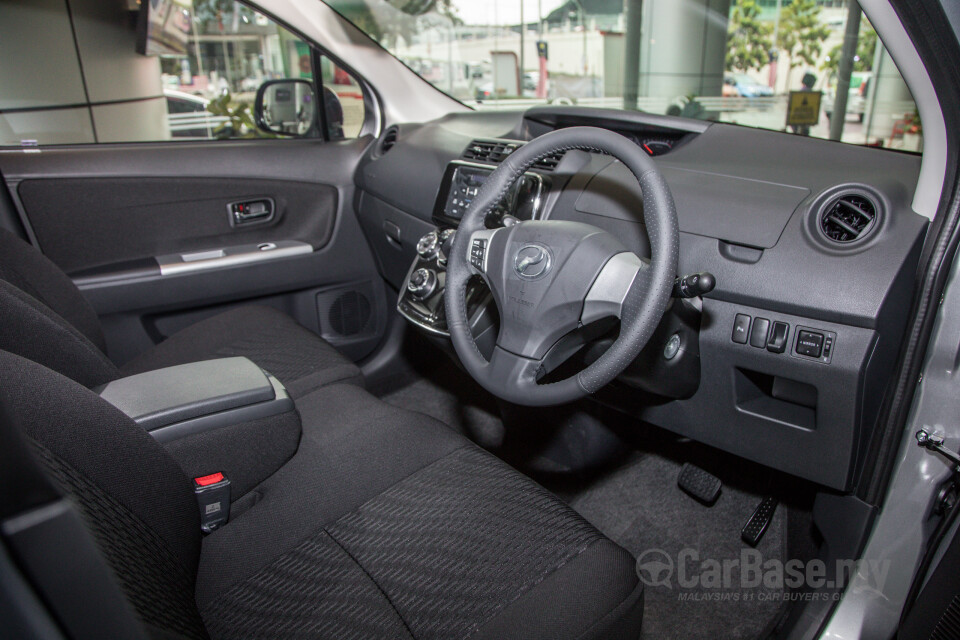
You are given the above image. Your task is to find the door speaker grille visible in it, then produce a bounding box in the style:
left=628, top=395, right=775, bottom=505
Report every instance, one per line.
left=327, top=290, right=371, bottom=337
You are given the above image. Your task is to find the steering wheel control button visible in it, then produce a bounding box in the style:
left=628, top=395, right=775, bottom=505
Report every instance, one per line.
left=749, top=318, right=770, bottom=348
left=514, top=244, right=552, bottom=280
left=796, top=330, right=824, bottom=358
left=417, top=231, right=440, bottom=260
left=470, top=239, right=487, bottom=270
left=663, top=334, right=681, bottom=361
left=732, top=314, right=751, bottom=344
left=407, top=268, right=437, bottom=299
left=766, top=321, right=790, bottom=353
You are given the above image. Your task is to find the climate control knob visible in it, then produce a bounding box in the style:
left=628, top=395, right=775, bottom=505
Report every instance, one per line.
left=407, top=268, right=437, bottom=299
left=416, top=231, right=440, bottom=260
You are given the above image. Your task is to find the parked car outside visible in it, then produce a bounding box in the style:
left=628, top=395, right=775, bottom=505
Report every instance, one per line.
left=724, top=73, right=775, bottom=97
left=163, top=89, right=229, bottom=139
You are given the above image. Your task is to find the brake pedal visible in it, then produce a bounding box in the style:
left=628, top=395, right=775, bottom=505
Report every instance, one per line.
left=741, top=497, right=778, bottom=547
left=677, top=463, right=721, bottom=505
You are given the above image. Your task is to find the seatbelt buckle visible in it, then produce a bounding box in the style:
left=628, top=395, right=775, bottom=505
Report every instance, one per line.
left=193, top=472, right=230, bottom=533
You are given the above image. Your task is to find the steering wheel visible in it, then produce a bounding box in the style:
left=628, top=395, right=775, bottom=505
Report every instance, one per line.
left=444, top=127, right=680, bottom=406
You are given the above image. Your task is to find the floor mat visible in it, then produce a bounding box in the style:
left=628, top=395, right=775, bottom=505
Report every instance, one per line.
left=553, top=452, right=788, bottom=640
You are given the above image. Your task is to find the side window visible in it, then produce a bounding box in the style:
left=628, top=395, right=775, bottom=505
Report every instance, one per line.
left=0, top=0, right=365, bottom=145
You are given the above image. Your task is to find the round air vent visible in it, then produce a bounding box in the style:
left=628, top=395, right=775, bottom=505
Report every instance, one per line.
left=378, top=126, right=399, bottom=156
left=818, top=192, right=879, bottom=244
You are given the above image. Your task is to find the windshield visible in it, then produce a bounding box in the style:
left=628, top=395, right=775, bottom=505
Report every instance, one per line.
left=324, top=0, right=922, bottom=151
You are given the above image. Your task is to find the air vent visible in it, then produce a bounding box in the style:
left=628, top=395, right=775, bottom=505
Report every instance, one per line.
left=532, top=152, right=565, bottom=171
left=378, top=126, right=399, bottom=155
left=819, top=193, right=878, bottom=243
left=463, top=139, right=517, bottom=163
left=462, top=139, right=564, bottom=171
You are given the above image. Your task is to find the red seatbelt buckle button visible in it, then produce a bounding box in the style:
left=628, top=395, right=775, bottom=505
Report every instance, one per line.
left=193, top=472, right=230, bottom=533
left=194, top=472, right=225, bottom=487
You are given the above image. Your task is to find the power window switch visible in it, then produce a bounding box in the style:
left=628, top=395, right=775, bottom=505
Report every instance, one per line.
left=766, top=321, right=789, bottom=354
left=732, top=314, right=751, bottom=344
left=749, top=318, right=770, bottom=348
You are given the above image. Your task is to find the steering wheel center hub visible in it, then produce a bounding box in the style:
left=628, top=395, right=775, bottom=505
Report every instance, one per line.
left=514, top=244, right=552, bottom=279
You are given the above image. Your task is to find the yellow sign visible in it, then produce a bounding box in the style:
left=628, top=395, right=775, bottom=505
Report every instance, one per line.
left=786, top=91, right=823, bottom=127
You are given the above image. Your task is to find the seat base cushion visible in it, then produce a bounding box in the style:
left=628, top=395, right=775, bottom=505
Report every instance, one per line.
left=197, top=385, right=642, bottom=640
left=120, top=305, right=362, bottom=397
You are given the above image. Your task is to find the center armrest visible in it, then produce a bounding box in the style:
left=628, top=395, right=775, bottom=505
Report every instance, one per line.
left=97, top=357, right=301, bottom=499
left=97, top=357, right=294, bottom=443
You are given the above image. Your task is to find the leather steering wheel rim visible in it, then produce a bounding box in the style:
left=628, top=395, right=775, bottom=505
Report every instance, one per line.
left=444, top=127, right=679, bottom=406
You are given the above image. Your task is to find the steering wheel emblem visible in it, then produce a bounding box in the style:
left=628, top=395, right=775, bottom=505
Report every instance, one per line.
left=514, top=244, right=551, bottom=279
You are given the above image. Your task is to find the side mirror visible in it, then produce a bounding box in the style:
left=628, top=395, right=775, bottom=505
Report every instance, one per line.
left=254, top=79, right=317, bottom=137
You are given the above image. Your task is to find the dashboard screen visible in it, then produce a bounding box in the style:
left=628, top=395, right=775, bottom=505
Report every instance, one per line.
left=435, top=162, right=544, bottom=224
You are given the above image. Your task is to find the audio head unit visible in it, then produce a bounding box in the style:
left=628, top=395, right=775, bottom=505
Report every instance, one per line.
left=433, top=161, right=546, bottom=225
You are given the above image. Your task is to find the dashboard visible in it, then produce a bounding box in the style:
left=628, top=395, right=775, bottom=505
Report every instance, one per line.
left=354, top=105, right=927, bottom=493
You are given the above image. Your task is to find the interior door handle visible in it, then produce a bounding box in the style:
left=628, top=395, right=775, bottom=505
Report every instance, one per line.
left=229, top=199, right=275, bottom=226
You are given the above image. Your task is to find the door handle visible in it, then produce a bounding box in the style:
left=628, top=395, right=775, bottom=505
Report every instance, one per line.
left=229, top=199, right=275, bottom=226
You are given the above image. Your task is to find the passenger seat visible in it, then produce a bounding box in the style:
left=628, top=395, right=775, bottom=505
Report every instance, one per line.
left=0, top=228, right=362, bottom=396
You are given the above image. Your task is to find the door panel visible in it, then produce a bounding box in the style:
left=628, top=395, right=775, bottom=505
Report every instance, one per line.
left=0, top=137, right=385, bottom=365
left=18, top=177, right=337, bottom=274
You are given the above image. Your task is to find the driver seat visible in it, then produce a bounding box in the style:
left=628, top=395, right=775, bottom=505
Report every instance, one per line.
left=0, top=350, right=645, bottom=639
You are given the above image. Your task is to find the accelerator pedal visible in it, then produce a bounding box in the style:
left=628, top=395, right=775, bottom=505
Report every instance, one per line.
left=741, top=497, right=778, bottom=547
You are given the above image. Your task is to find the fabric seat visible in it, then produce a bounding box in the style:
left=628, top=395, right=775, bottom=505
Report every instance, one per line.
left=0, top=228, right=362, bottom=395
left=1, top=351, right=644, bottom=639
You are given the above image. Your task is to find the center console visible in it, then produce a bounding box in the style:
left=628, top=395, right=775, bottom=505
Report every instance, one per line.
left=397, top=160, right=548, bottom=341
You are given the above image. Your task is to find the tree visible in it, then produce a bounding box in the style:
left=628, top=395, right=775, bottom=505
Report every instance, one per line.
left=821, top=26, right=877, bottom=76
left=334, top=0, right=461, bottom=48
left=776, top=0, right=831, bottom=88
left=726, top=0, right=773, bottom=74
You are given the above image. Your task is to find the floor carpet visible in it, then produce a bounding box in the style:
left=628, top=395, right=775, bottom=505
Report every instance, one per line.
left=550, top=452, right=788, bottom=640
